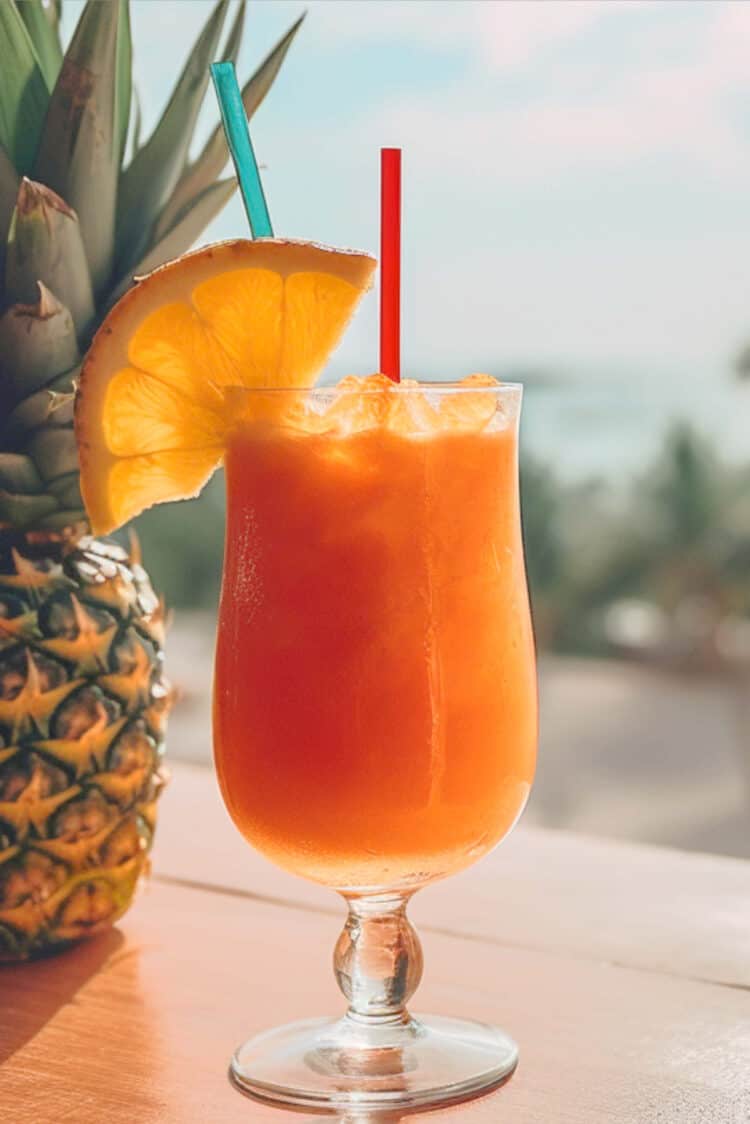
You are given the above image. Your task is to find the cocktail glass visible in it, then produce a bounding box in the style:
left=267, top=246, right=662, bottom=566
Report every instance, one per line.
left=213, top=379, right=537, bottom=1111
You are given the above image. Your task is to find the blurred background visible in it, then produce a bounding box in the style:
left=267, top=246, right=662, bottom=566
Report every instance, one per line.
left=62, top=0, right=750, bottom=857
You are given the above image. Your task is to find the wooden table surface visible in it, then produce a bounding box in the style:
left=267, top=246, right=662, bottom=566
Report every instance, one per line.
left=2, top=761, right=749, bottom=1124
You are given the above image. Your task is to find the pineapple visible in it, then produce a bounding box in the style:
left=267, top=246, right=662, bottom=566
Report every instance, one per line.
left=0, top=0, right=300, bottom=958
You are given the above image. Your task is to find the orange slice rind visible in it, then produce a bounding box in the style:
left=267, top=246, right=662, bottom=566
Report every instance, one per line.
left=75, top=239, right=376, bottom=534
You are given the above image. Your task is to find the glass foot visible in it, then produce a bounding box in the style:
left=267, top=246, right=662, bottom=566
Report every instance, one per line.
left=230, top=1013, right=518, bottom=1112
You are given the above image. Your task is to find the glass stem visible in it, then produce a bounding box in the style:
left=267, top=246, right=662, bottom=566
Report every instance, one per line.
left=334, top=892, right=424, bottom=1027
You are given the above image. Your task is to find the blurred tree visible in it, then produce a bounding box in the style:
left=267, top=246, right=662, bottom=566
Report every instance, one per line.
left=733, top=343, right=750, bottom=380
left=520, top=455, right=573, bottom=648
left=127, top=472, right=226, bottom=609
left=649, top=425, right=718, bottom=550
left=642, top=426, right=733, bottom=618
left=520, top=456, right=565, bottom=594
left=574, top=425, right=750, bottom=664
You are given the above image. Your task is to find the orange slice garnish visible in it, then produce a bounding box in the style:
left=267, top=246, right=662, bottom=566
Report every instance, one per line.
left=75, top=239, right=376, bottom=534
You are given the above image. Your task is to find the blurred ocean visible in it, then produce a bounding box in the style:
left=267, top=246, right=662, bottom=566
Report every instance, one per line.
left=518, top=371, right=750, bottom=483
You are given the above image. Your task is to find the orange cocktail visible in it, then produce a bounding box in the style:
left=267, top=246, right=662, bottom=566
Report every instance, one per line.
left=75, top=224, right=541, bottom=1106
left=213, top=378, right=537, bottom=891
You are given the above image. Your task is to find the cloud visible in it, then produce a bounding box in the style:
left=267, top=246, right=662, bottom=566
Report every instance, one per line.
left=303, top=0, right=471, bottom=52
left=349, top=1, right=750, bottom=185
left=305, top=0, right=642, bottom=72
left=476, top=1, right=633, bottom=70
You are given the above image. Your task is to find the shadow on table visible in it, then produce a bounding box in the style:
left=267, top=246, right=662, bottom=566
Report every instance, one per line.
left=0, top=928, right=124, bottom=1066
left=244, top=1070, right=514, bottom=1121
left=334, top=1117, right=405, bottom=1123
left=290, top=1099, right=504, bottom=1121
left=296, top=1115, right=410, bottom=1123
left=299, top=1109, right=502, bottom=1122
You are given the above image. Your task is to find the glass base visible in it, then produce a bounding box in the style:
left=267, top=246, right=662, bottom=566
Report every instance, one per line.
left=230, top=1012, right=518, bottom=1112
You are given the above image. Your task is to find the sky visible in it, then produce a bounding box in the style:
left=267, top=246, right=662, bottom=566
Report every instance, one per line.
left=61, top=0, right=750, bottom=380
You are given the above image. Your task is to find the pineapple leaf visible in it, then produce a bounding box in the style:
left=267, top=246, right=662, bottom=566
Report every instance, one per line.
left=37, top=507, right=87, bottom=529
left=6, top=178, right=95, bottom=341
left=0, top=492, right=58, bottom=526
left=46, top=0, right=63, bottom=32
left=220, top=0, right=246, bottom=66
left=115, top=0, right=132, bottom=162
left=116, top=0, right=230, bottom=277
left=236, top=11, right=305, bottom=122
left=111, top=177, right=236, bottom=303
left=155, top=12, right=303, bottom=242
left=0, top=144, right=20, bottom=297
left=15, top=0, right=63, bottom=90
left=33, top=0, right=120, bottom=299
left=0, top=285, right=79, bottom=414
left=0, top=2, right=50, bottom=172
left=128, top=86, right=144, bottom=165
left=47, top=471, right=82, bottom=506
left=25, top=427, right=80, bottom=482
left=2, top=367, right=78, bottom=451
left=0, top=453, right=44, bottom=494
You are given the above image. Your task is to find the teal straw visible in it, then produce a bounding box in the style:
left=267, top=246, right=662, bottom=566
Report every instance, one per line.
left=210, top=61, right=273, bottom=238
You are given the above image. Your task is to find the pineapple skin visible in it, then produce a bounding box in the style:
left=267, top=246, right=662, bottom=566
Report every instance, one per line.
left=0, top=0, right=302, bottom=960
left=0, top=533, right=170, bottom=959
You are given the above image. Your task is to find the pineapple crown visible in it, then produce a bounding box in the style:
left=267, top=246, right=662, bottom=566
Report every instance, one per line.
left=0, top=0, right=301, bottom=534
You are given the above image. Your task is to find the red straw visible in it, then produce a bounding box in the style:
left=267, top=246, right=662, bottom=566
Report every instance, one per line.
left=380, top=147, right=401, bottom=382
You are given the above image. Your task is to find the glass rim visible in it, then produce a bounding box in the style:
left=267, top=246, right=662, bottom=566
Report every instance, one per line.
left=224, top=381, right=523, bottom=396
